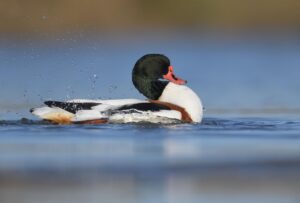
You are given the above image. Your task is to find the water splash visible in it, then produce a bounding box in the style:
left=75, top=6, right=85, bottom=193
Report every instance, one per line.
left=89, top=73, right=98, bottom=98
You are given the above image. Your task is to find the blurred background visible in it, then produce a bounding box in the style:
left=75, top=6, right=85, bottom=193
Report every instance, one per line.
left=1, top=0, right=300, bottom=34
left=1, top=2, right=300, bottom=203
left=1, top=0, right=300, bottom=118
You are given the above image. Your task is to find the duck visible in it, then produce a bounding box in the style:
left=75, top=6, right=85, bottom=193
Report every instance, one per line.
left=30, top=54, right=203, bottom=124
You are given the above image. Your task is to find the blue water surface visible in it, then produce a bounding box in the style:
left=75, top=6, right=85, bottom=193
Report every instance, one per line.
left=0, top=116, right=300, bottom=203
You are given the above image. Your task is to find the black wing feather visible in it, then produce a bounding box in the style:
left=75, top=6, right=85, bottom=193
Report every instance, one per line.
left=117, top=103, right=171, bottom=112
left=44, top=101, right=100, bottom=114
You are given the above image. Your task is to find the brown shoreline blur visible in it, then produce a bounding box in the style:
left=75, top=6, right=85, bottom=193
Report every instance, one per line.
left=1, top=0, right=300, bottom=35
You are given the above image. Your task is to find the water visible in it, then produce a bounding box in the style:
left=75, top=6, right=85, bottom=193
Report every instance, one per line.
left=0, top=117, right=300, bottom=203
left=1, top=33, right=300, bottom=202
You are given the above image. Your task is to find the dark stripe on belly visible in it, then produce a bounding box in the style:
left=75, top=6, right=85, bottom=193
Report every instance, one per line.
left=116, top=102, right=171, bottom=112
left=73, top=119, right=108, bottom=124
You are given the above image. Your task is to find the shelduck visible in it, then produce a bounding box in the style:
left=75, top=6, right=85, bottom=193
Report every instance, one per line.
left=31, top=54, right=203, bottom=124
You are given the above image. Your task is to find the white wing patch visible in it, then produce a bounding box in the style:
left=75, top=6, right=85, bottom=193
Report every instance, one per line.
left=31, top=106, right=74, bottom=124
left=71, top=110, right=107, bottom=122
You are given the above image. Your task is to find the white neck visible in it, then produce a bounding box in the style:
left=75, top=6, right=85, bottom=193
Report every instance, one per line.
left=158, top=83, right=203, bottom=123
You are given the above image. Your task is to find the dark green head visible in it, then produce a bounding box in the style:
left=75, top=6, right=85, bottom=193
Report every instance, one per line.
left=132, top=54, right=186, bottom=100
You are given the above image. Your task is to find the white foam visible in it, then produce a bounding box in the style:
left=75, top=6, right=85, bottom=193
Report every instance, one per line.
left=108, top=110, right=181, bottom=124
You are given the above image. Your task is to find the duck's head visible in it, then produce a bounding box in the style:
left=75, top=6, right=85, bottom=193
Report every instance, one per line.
left=132, top=54, right=186, bottom=100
